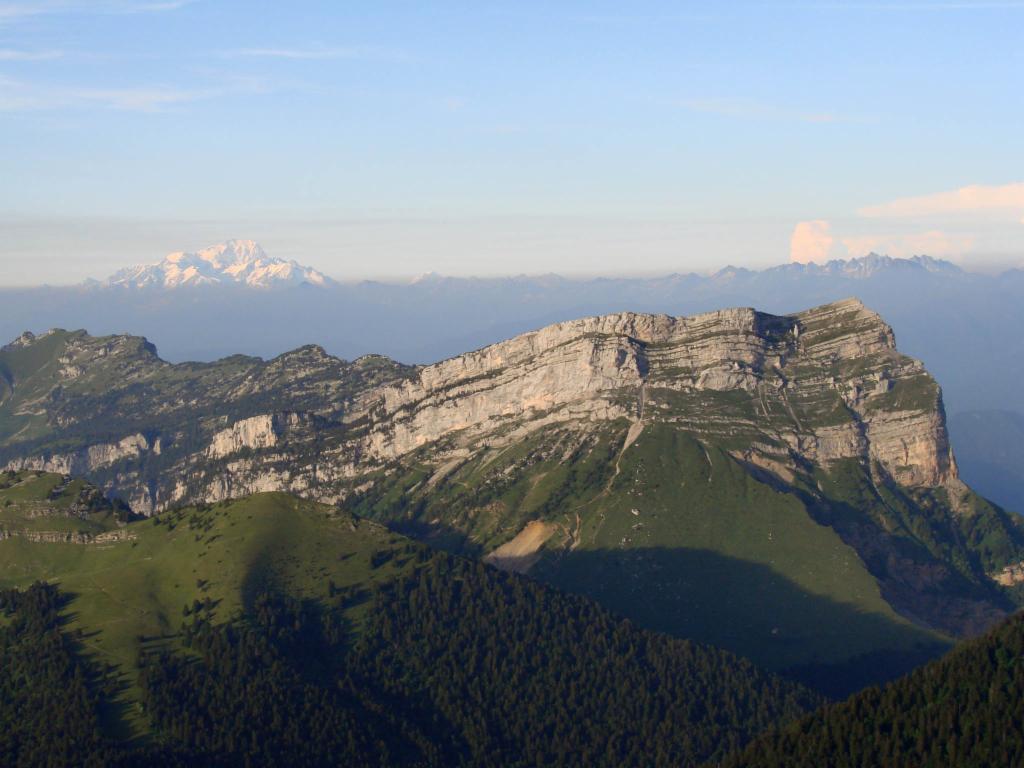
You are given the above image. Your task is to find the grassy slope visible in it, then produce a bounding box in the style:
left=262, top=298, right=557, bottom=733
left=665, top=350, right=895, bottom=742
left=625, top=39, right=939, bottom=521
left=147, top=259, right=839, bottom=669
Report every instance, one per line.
left=534, top=423, right=943, bottom=671
left=0, top=470, right=125, bottom=534
left=0, top=491, right=417, bottom=740
left=0, top=330, right=77, bottom=443
left=356, top=421, right=946, bottom=675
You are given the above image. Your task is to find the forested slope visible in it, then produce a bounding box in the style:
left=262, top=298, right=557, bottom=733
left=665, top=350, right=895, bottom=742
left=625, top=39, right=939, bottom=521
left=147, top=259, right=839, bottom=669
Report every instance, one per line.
left=720, top=612, right=1024, bottom=767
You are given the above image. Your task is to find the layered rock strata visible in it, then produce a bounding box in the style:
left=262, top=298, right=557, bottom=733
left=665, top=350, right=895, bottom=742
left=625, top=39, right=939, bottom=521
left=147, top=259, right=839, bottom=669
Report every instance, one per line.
left=0, top=299, right=959, bottom=511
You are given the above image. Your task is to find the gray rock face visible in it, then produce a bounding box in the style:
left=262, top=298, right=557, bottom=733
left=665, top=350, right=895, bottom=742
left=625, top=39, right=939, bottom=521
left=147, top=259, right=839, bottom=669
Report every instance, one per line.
left=0, top=299, right=959, bottom=513
left=356, top=298, right=956, bottom=491
left=0, top=528, right=134, bottom=544
left=5, top=433, right=157, bottom=476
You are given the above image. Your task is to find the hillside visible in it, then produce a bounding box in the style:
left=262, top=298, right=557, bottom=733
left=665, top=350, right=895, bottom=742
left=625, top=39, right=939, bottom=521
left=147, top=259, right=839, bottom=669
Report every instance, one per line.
left=0, top=469, right=134, bottom=542
left=2, top=300, right=1023, bottom=688
left=719, top=610, right=1024, bottom=768
left=0, top=485, right=819, bottom=766
left=0, top=327, right=413, bottom=502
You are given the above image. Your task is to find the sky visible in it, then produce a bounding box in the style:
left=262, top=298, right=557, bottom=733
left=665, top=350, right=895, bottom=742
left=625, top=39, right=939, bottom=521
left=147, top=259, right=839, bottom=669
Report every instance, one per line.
left=0, top=0, right=1022, bottom=284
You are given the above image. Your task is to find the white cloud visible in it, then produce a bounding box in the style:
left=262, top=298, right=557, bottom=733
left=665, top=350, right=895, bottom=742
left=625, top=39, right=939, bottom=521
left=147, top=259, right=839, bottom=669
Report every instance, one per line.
left=0, top=75, right=214, bottom=111
left=0, top=3, right=43, bottom=21
left=840, top=230, right=975, bottom=259
left=814, top=2, right=1024, bottom=9
left=680, top=98, right=844, bottom=124
left=0, top=0, right=193, bottom=23
left=0, top=48, right=63, bottom=60
left=790, top=220, right=841, bottom=263
left=75, top=85, right=210, bottom=111
left=791, top=181, right=1024, bottom=268
left=859, top=182, right=1024, bottom=218
left=123, top=0, right=194, bottom=11
left=790, top=220, right=978, bottom=263
left=223, top=45, right=406, bottom=62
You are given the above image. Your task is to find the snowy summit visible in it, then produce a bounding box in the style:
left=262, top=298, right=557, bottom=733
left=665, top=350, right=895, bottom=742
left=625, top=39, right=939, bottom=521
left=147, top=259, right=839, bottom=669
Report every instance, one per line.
left=106, top=240, right=333, bottom=289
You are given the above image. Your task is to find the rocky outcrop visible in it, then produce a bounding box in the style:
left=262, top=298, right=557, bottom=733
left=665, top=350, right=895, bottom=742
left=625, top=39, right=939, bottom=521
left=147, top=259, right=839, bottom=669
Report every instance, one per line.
left=0, top=299, right=961, bottom=512
left=0, top=528, right=134, bottom=544
left=205, top=413, right=315, bottom=459
left=991, top=561, right=1024, bottom=587
left=355, top=298, right=957, bottom=493
left=5, top=433, right=156, bottom=476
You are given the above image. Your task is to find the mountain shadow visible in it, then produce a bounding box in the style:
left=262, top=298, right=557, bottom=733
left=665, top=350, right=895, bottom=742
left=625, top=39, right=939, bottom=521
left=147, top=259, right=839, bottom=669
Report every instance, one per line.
left=721, top=611, right=1024, bottom=768
left=530, top=546, right=950, bottom=698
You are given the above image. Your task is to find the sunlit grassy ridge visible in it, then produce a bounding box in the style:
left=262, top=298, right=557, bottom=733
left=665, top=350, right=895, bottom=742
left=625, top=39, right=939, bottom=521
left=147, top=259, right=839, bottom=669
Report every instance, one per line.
left=0, top=490, right=416, bottom=739
left=0, top=486, right=827, bottom=765
left=0, top=469, right=129, bottom=535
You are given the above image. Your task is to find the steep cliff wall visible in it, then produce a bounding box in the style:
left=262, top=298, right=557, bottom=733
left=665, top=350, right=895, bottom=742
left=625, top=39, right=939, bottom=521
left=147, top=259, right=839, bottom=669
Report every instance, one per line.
left=0, top=300, right=960, bottom=511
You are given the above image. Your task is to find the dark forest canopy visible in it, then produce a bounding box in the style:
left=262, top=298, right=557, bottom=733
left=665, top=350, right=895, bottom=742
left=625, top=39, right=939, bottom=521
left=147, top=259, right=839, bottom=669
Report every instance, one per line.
left=0, top=551, right=820, bottom=767
left=720, top=612, right=1024, bottom=768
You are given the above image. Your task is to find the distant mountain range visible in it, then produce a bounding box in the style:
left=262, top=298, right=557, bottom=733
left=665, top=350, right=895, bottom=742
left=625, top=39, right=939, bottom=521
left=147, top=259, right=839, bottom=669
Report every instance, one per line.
left=75, top=239, right=991, bottom=297
left=100, top=243, right=966, bottom=290
left=1, top=241, right=1022, bottom=512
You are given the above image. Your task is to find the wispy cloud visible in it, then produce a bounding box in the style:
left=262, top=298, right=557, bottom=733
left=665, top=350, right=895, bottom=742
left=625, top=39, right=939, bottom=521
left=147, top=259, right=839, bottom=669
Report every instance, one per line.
left=840, top=230, right=976, bottom=257
left=0, top=0, right=194, bottom=23
left=679, top=98, right=845, bottom=124
left=0, top=48, right=63, bottom=60
left=0, top=64, right=290, bottom=112
left=859, top=182, right=1024, bottom=217
left=0, top=74, right=214, bottom=111
left=789, top=219, right=977, bottom=263
left=73, top=85, right=211, bottom=111
left=792, top=181, right=1024, bottom=266
left=222, top=45, right=407, bottom=62
left=803, top=1, right=1024, bottom=9
left=0, top=3, right=45, bottom=21
left=122, top=0, right=195, bottom=11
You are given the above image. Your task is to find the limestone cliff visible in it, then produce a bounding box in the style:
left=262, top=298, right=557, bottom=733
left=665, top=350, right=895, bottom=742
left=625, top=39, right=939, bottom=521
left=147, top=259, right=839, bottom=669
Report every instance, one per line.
left=0, top=300, right=962, bottom=509
left=353, top=299, right=957, bottom=492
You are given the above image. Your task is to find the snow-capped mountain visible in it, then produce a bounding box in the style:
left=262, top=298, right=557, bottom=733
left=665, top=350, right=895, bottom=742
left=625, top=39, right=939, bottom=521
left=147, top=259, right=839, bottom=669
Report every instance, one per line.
left=106, top=240, right=334, bottom=289
left=792, top=253, right=964, bottom=279
left=708, top=254, right=963, bottom=283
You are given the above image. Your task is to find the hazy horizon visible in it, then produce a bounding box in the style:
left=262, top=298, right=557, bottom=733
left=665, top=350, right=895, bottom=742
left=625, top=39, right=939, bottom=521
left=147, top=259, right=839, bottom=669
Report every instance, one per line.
left=2, top=1, right=1023, bottom=284
left=1, top=223, right=1020, bottom=288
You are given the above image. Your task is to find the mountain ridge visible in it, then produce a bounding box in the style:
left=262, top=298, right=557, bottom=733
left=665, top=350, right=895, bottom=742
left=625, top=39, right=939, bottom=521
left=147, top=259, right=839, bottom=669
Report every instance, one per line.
left=0, top=297, right=958, bottom=497
left=94, top=249, right=977, bottom=291
left=1, top=299, right=1022, bottom=679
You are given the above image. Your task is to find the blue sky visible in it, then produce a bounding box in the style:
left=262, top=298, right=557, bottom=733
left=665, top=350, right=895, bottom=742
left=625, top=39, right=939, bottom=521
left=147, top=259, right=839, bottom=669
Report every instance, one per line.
left=1, top=0, right=1022, bottom=282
